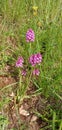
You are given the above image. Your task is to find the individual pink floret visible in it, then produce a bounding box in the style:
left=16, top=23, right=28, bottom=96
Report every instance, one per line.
left=16, top=57, right=24, bottom=67
left=21, top=70, right=26, bottom=76
left=33, top=69, right=40, bottom=76
left=29, top=53, right=42, bottom=66
left=26, top=29, right=35, bottom=42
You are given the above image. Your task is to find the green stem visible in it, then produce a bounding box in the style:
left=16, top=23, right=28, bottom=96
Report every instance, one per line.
left=19, top=69, right=22, bottom=88
left=29, top=42, right=32, bottom=55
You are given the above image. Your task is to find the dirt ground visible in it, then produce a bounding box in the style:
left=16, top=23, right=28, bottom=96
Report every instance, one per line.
left=0, top=65, right=62, bottom=130
left=0, top=69, right=49, bottom=130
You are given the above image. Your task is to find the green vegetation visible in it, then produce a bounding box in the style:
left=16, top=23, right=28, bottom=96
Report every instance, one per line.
left=0, top=0, right=62, bottom=130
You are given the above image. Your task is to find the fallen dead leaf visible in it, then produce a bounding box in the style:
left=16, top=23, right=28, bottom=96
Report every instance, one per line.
left=10, top=92, right=15, bottom=97
left=19, top=105, right=30, bottom=117
left=30, top=115, right=38, bottom=123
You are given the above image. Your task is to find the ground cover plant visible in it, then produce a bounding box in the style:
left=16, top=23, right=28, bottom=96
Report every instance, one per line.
left=0, top=0, right=62, bottom=130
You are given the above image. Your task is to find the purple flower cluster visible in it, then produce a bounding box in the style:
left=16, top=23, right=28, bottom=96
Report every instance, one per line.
left=16, top=29, right=42, bottom=76
left=26, top=29, right=35, bottom=42
left=16, top=57, right=24, bottom=67
left=29, top=53, right=42, bottom=66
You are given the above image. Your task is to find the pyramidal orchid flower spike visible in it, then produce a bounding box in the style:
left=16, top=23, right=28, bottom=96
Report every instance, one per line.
left=26, top=29, right=35, bottom=42
left=33, top=69, right=40, bottom=76
left=16, top=57, right=24, bottom=67
left=29, top=53, right=42, bottom=66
